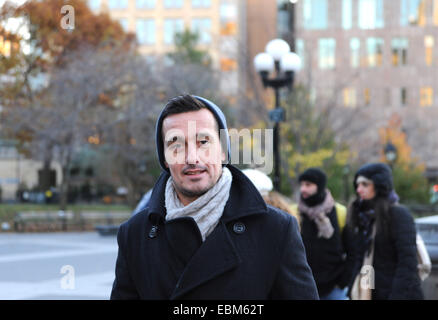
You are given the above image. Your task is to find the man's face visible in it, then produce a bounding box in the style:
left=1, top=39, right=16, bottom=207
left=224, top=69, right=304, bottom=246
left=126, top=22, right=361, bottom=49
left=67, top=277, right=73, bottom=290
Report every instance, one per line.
left=162, top=108, right=225, bottom=203
left=300, top=181, right=318, bottom=199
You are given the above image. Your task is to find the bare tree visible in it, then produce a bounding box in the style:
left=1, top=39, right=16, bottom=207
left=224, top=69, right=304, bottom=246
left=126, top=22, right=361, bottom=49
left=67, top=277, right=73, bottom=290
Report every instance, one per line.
left=2, top=46, right=154, bottom=208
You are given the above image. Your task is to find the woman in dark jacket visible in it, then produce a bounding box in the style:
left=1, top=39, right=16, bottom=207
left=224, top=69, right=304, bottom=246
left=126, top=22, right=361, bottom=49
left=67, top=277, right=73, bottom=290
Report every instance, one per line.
left=345, top=163, right=424, bottom=300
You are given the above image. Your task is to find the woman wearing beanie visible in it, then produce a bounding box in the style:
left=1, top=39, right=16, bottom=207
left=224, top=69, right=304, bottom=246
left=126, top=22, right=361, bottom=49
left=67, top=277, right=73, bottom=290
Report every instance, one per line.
left=345, top=163, right=424, bottom=300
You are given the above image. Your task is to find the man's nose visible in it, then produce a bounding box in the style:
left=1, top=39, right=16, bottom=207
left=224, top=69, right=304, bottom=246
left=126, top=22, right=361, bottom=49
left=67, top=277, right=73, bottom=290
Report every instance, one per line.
left=186, top=141, right=199, bottom=164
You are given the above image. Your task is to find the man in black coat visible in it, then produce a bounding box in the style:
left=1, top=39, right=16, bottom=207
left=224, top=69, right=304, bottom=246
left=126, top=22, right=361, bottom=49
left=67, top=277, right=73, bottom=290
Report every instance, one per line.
left=110, top=94, right=319, bottom=300
left=297, top=168, right=351, bottom=299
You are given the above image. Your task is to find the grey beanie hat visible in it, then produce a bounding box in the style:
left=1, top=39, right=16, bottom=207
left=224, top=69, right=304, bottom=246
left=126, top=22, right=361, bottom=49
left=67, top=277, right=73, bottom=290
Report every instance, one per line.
left=155, top=95, right=231, bottom=172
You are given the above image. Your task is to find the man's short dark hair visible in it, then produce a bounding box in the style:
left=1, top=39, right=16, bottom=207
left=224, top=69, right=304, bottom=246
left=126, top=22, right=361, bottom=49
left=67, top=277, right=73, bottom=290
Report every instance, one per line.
left=161, top=94, right=207, bottom=120
left=160, top=94, right=219, bottom=134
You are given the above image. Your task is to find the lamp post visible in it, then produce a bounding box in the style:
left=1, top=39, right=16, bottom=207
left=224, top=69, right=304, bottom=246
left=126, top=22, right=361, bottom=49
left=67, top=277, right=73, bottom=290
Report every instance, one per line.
left=253, top=39, right=301, bottom=191
left=384, top=141, right=398, bottom=170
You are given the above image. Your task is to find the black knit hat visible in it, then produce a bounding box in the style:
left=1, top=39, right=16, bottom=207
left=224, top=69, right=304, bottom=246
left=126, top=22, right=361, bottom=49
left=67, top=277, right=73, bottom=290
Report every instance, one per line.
left=298, top=168, right=327, bottom=193
left=354, top=163, right=393, bottom=198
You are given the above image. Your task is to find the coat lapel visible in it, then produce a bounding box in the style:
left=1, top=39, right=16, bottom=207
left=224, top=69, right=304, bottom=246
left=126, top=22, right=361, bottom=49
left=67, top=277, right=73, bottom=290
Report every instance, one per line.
left=170, top=220, right=241, bottom=299
left=147, top=165, right=267, bottom=299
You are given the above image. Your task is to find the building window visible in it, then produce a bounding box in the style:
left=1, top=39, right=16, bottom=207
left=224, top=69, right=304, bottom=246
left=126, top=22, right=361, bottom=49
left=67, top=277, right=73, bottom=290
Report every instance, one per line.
left=220, top=22, right=237, bottom=36
left=108, top=0, right=128, bottom=9
left=164, top=0, right=183, bottom=8
left=364, top=88, right=371, bottom=106
left=350, top=38, right=360, bottom=68
left=367, top=38, right=383, bottom=67
left=358, top=0, right=384, bottom=29
left=278, top=5, right=290, bottom=37
left=220, top=58, right=237, bottom=71
left=434, top=0, right=438, bottom=25
left=164, top=19, right=184, bottom=45
left=420, top=87, right=433, bottom=106
left=0, top=144, right=18, bottom=159
left=136, top=0, right=155, bottom=9
left=220, top=3, right=237, bottom=35
left=401, top=88, right=408, bottom=106
left=401, top=0, right=426, bottom=26
left=88, top=0, right=100, bottom=11
left=192, top=0, right=211, bottom=8
left=318, top=38, right=336, bottom=69
left=136, top=19, right=156, bottom=45
left=343, top=0, right=353, bottom=29
left=296, top=38, right=305, bottom=69
left=220, top=3, right=237, bottom=21
left=425, top=36, right=434, bottom=66
left=343, top=88, right=356, bottom=107
left=392, top=38, right=408, bottom=66
left=191, top=18, right=212, bottom=44
left=119, top=19, right=128, bottom=31
left=303, top=0, right=328, bottom=30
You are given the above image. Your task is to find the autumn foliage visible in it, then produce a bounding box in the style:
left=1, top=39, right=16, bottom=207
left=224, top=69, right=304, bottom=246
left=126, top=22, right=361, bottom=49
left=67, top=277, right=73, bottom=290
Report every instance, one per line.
left=379, top=113, right=429, bottom=204
left=1, top=0, right=135, bottom=69
left=378, top=113, right=423, bottom=170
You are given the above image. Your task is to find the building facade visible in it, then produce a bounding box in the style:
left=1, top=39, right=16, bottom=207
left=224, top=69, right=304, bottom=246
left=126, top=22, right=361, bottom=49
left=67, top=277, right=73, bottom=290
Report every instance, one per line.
left=88, top=0, right=243, bottom=95
left=292, top=0, right=438, bottom=171
left=0, top=140, right=62, bottom=201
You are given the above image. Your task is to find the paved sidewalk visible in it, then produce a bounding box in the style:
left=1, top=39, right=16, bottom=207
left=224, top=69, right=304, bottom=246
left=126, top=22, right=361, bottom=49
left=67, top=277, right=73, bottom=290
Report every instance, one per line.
left=0, top=232, right=118, bottom=299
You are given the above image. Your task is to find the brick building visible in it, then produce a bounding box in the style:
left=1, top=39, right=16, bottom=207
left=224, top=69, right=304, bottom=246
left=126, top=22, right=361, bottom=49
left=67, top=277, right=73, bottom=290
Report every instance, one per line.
left=89, top=0, right=244, bottom=95
left=291, top=0, right=438, bottom=175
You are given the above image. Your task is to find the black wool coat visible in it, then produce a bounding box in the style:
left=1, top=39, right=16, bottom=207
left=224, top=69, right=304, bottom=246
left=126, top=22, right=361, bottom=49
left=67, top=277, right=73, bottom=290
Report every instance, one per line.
left=111, top=165, right=319, bottom=300
left=300, top=206, right=350, bottom=296
left=346, top=204, right=424, bottom=300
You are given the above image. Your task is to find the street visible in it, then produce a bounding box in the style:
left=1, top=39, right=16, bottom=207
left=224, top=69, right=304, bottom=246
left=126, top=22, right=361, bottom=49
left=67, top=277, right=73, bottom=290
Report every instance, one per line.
left=0, top=231, right=118, bottom=299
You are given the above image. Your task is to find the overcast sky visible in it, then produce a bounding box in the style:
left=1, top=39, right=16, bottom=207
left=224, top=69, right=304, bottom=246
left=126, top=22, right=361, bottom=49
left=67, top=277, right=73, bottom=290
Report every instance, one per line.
left=1, top=0, right=30, bottom=54
left=0, top=0, right=26, bottom=6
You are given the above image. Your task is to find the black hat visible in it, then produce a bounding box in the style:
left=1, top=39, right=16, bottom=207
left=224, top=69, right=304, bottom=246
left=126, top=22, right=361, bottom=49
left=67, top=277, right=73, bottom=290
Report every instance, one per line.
left=298, top=168, right=327, bottom=193
left=354, top=163, right=393, bottom=198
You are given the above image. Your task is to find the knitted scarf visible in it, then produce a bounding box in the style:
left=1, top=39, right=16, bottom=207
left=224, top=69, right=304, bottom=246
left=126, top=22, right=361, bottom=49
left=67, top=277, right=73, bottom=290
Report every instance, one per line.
left=298, top=189, right=336, bottom=239
left=165, top=167, right=233, bottom=241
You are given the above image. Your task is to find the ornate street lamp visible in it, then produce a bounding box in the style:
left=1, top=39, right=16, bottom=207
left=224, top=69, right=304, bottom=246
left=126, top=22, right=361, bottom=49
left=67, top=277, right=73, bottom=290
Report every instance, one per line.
left=384, top=141, right=398, bottom=169
left=253, top=39, right=301, bottom=190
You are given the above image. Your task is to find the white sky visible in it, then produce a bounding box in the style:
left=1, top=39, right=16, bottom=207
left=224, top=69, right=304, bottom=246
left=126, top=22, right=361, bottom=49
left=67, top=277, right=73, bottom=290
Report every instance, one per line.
left=0, top=0, right=27, bottom=7
left=1, top=1, right=30, bottom=54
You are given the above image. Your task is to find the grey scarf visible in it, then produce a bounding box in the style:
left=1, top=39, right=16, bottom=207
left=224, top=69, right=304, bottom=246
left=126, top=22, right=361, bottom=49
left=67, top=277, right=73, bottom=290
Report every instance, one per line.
left=298, top=189, right=335, bottom=239
left=165, top=167, right=233, bottom=241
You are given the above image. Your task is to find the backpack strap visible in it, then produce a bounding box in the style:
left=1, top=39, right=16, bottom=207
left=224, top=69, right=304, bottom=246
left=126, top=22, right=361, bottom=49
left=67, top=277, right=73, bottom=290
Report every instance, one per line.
left=335, top=202, right=347, bottom=232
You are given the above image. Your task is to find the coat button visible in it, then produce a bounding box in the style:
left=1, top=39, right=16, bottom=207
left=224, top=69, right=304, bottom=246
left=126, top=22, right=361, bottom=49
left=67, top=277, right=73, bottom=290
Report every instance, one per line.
left=233, top=222, right=246, bottom=234
left=148, top=225, right=158, bottom=239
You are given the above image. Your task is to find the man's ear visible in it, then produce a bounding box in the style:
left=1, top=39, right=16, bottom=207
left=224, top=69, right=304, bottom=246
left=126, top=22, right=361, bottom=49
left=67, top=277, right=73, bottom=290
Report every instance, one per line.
left=164, top=160, right=169, bottom=168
